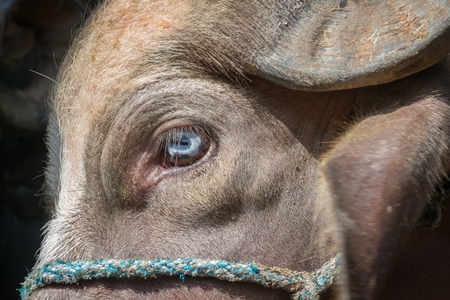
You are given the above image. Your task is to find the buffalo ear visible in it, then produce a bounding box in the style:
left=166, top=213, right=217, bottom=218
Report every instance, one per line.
left=321, top=98, right=450, bottom=299
left=250, top=0, right=450, bottom=91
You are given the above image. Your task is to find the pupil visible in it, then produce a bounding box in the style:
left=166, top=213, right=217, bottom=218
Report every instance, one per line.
left=179, top=138, right=189, bottom=146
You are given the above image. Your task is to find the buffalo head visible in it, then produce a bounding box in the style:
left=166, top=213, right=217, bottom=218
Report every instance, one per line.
left=22, top=1, right=450, bottom=299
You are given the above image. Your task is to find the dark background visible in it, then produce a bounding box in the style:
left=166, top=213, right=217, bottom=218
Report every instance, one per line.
left=0, top=1, right=101, bottom=298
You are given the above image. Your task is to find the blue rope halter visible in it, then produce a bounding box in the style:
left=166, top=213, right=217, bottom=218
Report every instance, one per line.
left=20, top=254, right=340, bottom=300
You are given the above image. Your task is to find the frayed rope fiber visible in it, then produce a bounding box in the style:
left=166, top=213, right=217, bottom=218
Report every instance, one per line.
left=21, top=255, right=340, bottom=300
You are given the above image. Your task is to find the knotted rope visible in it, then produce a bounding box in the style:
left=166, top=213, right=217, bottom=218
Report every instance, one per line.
left=20, top=254, right=340, bottom=300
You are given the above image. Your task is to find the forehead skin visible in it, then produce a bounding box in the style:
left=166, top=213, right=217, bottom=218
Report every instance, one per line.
left=50, top=0, right=276, bottom=212
left=57, top=0, right=189, bottom=146
left=51, top=0, right=191, bottom=209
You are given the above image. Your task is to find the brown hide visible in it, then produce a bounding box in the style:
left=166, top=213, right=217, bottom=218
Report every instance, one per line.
left=27, top=0, right=450, bottom=299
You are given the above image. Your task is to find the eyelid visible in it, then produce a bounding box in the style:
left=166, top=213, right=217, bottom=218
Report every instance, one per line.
left=151, top=120, right=201, bottom=141
left=155, top=124, right=205, bottom=151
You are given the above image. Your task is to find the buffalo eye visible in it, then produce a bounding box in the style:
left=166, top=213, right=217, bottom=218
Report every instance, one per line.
left=161, top=126, right=210, bottom=167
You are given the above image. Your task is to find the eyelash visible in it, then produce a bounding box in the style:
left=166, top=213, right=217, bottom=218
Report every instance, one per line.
left=156, top=125, right=212, bottom=168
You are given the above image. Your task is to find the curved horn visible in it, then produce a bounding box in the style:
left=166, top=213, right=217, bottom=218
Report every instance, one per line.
left=252, top=0, right=450, bottom=91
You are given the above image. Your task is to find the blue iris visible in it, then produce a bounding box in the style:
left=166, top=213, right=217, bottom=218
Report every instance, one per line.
left=166, top=130, right=204, bottom=161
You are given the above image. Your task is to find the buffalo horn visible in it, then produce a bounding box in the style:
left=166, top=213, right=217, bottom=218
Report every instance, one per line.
left=251, top=0, right=450, bottom=91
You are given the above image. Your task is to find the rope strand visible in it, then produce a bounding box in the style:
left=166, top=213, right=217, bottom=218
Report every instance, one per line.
left=20, top=255, right=340, bottom=300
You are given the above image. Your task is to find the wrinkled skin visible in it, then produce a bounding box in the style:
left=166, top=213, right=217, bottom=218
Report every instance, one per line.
left=29, top=0, right=450, bottom=299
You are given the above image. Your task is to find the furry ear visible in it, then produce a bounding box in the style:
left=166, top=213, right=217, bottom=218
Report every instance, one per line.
left=322, top=98, right=450, bottom=299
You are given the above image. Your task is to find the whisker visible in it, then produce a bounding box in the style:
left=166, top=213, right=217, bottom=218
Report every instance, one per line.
left=298, top=255, right=317, bottom=264
left=29, top=69, right=58, bottom=85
